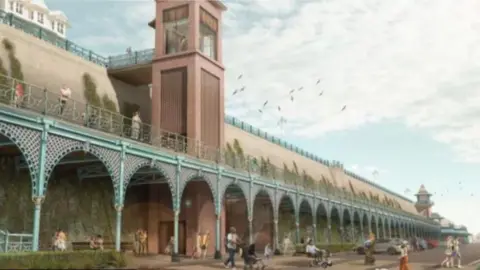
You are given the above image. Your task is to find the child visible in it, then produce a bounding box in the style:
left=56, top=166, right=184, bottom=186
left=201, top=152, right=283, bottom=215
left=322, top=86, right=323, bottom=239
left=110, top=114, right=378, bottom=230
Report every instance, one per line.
left=264, top=243, right=272, bottom=260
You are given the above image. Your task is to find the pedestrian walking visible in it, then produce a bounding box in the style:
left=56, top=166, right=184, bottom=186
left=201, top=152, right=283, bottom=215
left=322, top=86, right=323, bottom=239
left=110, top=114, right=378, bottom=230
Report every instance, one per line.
left=224, top=227, right=239, bottom=270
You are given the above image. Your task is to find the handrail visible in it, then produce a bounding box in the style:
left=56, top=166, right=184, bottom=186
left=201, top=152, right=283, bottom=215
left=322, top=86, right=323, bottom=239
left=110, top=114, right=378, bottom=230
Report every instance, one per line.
left=0, top=73, right=437, bottom=225
left=0, top=228, right=33, bottom=253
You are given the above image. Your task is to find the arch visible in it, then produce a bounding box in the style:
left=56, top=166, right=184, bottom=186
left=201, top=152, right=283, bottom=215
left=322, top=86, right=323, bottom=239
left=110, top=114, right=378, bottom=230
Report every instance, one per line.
left=0, top=123, right=40, bottom=196
left=315, top=201, right=328, bottom=243
left=277, top=194, right=296, bottom=242
left=275, top=192, right=297, bottom=218
left=179, top=173, right=216, bottom=206
left=43, top=136, right=120, bottom=199
left=298, top=198, right=316, bottom=238
left=44, top=143, right=119, bottom=198
left=220, top=177, right=250, bottom=216
left=252, top=186, right=274, bottom=215
left=251, top=189, right=274, bottom=249
left=377, top=216, right=384, bottom=239
left=123, top=157, right=176, bottom=202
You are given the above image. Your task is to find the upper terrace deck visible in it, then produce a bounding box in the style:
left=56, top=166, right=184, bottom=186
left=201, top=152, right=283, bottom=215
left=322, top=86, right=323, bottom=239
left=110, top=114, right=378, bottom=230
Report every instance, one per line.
left=0, top=9, right=414, bottom=207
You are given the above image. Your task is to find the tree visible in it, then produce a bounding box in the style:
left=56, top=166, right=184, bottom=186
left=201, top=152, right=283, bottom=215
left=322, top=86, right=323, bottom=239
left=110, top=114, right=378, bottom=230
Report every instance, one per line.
left=233, top=139, right=245, bottom=168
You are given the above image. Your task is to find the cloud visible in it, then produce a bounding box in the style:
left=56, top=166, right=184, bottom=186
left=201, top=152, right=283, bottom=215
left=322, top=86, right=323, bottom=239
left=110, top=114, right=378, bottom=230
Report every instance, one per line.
left=74, top=0, right=480, bottom=164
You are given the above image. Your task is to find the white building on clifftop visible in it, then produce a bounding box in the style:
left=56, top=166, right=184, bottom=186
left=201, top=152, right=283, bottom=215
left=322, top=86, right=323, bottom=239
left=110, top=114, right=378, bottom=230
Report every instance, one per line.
left=0, top=0, right=69, bottom=38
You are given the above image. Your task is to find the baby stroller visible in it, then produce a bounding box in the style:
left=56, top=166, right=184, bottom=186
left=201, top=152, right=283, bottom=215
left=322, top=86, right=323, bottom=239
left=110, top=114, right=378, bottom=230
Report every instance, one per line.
left=242, top=244, right=266, bottom=270
left=309, top=249, right=333, bottom=268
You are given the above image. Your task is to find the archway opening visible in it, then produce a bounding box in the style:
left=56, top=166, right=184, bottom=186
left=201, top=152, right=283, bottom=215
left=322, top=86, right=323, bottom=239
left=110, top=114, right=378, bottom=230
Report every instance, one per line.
left=378, top=218, right=384, bottom=239
left=390, top=221, right=395, bottom=239
left=224, top=184, right=248, bottom=243
left=278, top=195, right=295, bottom=245
left=42, top=151, right=114, bottom=250
left=252, top=190, right=273, bottom=251
left=124, top=165, right=172, bottom=254
left=393, top=222, right=400, bottom=238
left=370, top=215, right=377, bottom=239
left=316, top=203, right=328, bottom=244
left=342, top=209, right=352, bottom=243
left=361, top=213, right=369, bottom=240
left=180, top=177, right=215, bottom=256
left=329, top=207, right=341, bottom=244
left=0, top=134, right=33, bottom=242
left=352, top=211, right=361, bottom=243
left=298, top=200, right=313, bottom=244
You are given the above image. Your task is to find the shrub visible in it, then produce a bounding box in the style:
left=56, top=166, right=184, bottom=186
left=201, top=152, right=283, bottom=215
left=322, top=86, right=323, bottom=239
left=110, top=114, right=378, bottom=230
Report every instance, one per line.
left=82, top=73, right=101, bottom=108
left=2, top=38, right=14, bottom=52
left=0, top=250, right=127, bottom=269
left=0, top=58, right=8, bottom=86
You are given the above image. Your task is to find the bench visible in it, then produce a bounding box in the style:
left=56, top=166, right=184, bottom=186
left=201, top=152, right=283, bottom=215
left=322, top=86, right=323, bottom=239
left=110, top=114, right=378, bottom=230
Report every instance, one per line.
left=71, top=241, right=133, bottom=252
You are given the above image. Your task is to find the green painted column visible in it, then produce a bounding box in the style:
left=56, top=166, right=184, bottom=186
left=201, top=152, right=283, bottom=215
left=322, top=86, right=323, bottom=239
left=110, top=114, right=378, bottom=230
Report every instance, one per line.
left=295, top=217, right=300, bottom=244
left=32, top=121, right=50, bottom=251
left=273, top=219, right=280, bottom=254
left=312, top=224, right=317, bottom=244
left=248, top=216, right=253, bottom=244
left=115, top=143, right=126, bottom=252
left=214, top=167, right=222, bottom=260
left=171, top=159, right=181, bottom=262
left=360, top=222, right=364, bottom=242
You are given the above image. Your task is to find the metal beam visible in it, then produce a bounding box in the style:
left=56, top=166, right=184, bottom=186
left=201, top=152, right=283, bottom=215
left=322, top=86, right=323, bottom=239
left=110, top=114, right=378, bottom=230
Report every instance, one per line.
left=0, top=142, right=15, bottom=147
left=16, top=156, right=100, bottom=170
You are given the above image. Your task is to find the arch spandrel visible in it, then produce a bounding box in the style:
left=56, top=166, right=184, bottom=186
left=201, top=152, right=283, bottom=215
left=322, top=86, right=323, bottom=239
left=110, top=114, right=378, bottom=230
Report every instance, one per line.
left=123, top=155, right=176, bottom=201
left=218, top=176, right=250, bottom=216
left=251, top=184, right=275, bottom=215
left=297, top=196, right=314, bottom=216
left=44, top=134, right=121, bottom=200
left=0, top=122, right=41, bottom=196
left=179, top=168, right=217, bottom=207
left=274, top=190, right=296, bottom=219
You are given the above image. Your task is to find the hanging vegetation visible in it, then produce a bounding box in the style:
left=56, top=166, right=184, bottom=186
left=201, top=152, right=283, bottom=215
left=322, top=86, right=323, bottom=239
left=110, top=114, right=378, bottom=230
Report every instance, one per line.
left=0, top=58, right=8, bottom=87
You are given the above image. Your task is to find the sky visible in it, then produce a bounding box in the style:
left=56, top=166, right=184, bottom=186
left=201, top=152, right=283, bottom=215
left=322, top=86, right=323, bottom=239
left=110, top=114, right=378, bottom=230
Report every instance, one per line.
left=44, top=0, right=480, bottom=235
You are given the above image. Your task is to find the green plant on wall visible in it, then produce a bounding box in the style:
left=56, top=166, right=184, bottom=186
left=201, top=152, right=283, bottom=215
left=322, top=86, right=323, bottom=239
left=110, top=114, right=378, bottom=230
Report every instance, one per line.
left=82, top=73, right=101, bottom=107
left=2, top=39, right=24, bottom=82
left=0, top=58, right=8, bottom=88
left=233, top=139, right=245, bottom=168
left=225, top=142, right=236, bottom=168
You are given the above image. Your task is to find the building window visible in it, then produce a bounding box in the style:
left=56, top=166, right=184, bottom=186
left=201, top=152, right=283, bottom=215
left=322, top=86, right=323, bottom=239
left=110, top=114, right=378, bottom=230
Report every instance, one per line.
left=51, top=21, right=55, bottom=30
left=9, top=1, right=13, bottom=11
left=199, top=9, right=218, bottom=60
left=37, top=13, right=44, bottom=24
left=29, top=10, right=34, bottom=20
left=15, top=2, right=23, bottom=14
left=163, top=5, right=189, bottom=55
left=57, top=23, right=64, bottom=34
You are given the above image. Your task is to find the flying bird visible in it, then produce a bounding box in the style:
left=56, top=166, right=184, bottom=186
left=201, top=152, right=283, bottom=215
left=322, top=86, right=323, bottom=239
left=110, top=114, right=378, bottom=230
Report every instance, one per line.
left=316, top=79, right=321, bottom=85
left=277, top=106, right=281, bottom=111
left=232, top=89, right=238, bottom=96
left=237, top=74, right=243, bottom=80
left=263, top=101, right=268, bottom=107
left=298, top=86, right=304, bottom=91
left=319, top=91, right=323, bottom=96
left=341, top=105, right=347, bottom=111
left=240, top=86, right=245, bottom=92
left=258, top=109, right=263, bottom=113
left=289, top=89, right=295, bottom=94
left=290, top=96, right=294, bottom=101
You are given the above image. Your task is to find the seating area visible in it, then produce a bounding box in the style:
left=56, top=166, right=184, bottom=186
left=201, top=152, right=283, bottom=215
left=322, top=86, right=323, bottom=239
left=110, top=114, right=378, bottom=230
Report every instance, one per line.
left=71, top=241, right=133, bottom=252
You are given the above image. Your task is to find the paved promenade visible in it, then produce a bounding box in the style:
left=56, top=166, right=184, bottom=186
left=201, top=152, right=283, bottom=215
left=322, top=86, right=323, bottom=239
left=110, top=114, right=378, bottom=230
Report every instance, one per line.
left=130, top=244, right=480, bottom=270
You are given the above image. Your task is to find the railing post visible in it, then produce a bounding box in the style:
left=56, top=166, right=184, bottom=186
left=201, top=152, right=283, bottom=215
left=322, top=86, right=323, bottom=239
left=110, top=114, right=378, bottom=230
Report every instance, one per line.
left=42, top=88, right=47, bottom=115
left=65, top=40, right=70, bottom=51
left=3, top=232, right=8, bottom=252
left=26, top=85, right=31, bottom=107
left=8, top=13, right=12, bottom=26
left=10, top=78, right=15, bottom=105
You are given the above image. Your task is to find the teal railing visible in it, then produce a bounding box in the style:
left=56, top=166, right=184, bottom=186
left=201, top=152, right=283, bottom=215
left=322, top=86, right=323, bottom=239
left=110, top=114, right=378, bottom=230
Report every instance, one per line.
left=0, top=9, right=414, bottom=207
left=225, top=115, right=414, bottom=203
left=0, top=229, right=33, bottom=253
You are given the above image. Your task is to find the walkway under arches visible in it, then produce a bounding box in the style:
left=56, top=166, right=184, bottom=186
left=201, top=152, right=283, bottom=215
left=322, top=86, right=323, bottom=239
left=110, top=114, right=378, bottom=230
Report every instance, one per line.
left=251, top=189, right=273, bottom=250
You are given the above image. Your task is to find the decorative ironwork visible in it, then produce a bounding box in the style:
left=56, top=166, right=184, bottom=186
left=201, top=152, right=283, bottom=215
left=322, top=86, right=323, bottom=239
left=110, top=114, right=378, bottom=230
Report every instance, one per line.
left=219, top=176, right=251, bottom=217
left=0, top=73, right=437, bottom=226
left=0, top=122, right=41, bottom=197
left=123, top=156, right=176, bottom=197
left=0, top=230, right=33, bottom=253
left=178, top=168, right=217, bottom=203
left=42, top=134, right=120, bottom=199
